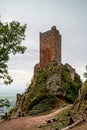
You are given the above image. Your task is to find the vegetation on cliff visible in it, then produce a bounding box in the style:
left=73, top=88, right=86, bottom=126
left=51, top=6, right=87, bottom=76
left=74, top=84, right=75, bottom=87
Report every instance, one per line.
left=61, top=65, right=82, bottom=103
left=0, top=98, right=10, bottom=107
left=73, top=66, right=87, bottom=113
left=20, top=61, right=82, bottom=114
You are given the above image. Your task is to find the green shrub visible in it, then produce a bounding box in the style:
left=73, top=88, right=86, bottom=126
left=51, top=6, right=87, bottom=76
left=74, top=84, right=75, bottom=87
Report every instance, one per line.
left=61, top=65, right=82, bottom=103
left=31, top=96, right=56, bottom=114
left=9, top=107, right=17, bottom=114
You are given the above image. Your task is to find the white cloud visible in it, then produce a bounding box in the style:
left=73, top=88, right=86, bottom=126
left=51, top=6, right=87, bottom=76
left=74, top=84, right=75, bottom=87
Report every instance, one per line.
left=9, top=69, right=33, bottom=85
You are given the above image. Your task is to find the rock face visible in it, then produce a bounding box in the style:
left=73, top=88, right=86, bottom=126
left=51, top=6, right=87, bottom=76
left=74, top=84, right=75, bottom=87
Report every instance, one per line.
left=16, top=94, right=22, bottom=111
left=47, top=74, right=61, bottom=95
left=73, top=80, right=87, bottom=113
left=65, top=64, right=75, bottom=81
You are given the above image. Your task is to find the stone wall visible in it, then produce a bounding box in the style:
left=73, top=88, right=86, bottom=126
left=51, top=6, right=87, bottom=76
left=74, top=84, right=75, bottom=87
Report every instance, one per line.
left=40, top=26, right=61, bottom=69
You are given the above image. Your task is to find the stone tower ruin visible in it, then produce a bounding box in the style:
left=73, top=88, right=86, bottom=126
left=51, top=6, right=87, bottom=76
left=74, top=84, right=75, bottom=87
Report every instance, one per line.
left=40, top=26, right=61, bottom=69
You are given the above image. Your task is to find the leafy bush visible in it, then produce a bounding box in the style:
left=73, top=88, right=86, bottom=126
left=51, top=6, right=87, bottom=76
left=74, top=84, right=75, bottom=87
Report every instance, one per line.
left=31, top=95, right=57, bottom=114
left=61, top=65, right=82, bottom=103
left=9, top=107, right=17, bottom=114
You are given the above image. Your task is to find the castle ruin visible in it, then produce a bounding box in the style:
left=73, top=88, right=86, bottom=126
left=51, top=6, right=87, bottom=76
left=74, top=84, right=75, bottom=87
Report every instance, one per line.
left=16, top=26, right=79, bottom=113
left=40, top=26, right=61, bottom=69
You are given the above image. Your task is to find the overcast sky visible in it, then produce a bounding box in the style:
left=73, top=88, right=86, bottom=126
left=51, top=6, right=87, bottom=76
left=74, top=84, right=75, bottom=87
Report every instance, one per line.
left=0, top=0, right=87, bottom=95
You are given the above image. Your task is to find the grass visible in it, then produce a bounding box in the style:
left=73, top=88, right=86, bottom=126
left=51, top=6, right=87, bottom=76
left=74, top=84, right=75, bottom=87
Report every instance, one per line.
left=40, top=107, right=73, bottom=130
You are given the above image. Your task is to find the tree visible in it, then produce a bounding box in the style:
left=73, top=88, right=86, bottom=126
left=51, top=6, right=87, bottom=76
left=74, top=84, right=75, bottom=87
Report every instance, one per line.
left=0, top=20, right=27, bottom=85
left=84, top=66, right=87, bottom=78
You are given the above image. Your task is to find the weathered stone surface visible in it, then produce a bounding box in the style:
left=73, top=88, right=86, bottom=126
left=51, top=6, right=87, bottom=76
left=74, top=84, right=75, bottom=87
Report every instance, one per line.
left=47, top=74, right=64, bottom=97
left=34, top=63, right=40, bottom=77
left=73, top=80, right=87, bottom=113
left=65, top=63, right=75, bottom=80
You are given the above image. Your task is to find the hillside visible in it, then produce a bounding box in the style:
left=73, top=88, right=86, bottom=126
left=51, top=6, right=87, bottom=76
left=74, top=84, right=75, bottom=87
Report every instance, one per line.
left=16, top=61, right=82, bottom=115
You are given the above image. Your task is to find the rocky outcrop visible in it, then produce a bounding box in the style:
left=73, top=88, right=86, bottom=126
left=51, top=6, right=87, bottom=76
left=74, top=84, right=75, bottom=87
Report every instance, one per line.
left=47, top=74, right=61, bottom=95
left=16, top=61, right=82, bottom=113
left=73, top=80, right=87, bottom=113
left=16, top=94, right=22, bottom=111
left=65, top=64, right=75, bottom=81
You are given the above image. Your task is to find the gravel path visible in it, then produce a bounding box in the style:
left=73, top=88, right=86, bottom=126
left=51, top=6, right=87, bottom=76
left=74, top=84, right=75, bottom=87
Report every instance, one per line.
left=0, top=106, right=70, bottom=130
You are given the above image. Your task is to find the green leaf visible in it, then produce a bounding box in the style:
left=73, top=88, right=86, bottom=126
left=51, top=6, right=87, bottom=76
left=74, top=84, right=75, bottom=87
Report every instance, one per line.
left=0, top=19, right=27, bottom=85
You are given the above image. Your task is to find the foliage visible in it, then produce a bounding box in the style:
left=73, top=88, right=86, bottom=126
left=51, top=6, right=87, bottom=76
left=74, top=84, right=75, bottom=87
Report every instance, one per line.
left=30, top=95, right=57, bottom=115
left=36, top=69, right=47, bottom=84
left=61, top=65, right=82, bottom=103
left=9, top=106, right=17, bottom=114
left=55, top=107, right=72, bottom=129
left=0, top=98, right=10, bottom=107
left=0, top=20, right=27, bottom=85
left=73, top=79, right=87, bottom=112
left=36, top=60, right=58, bottom=84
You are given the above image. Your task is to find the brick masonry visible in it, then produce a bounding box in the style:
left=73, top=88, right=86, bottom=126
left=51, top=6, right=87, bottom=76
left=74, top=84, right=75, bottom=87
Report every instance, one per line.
left=40, top=26, right=61, bottom=69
